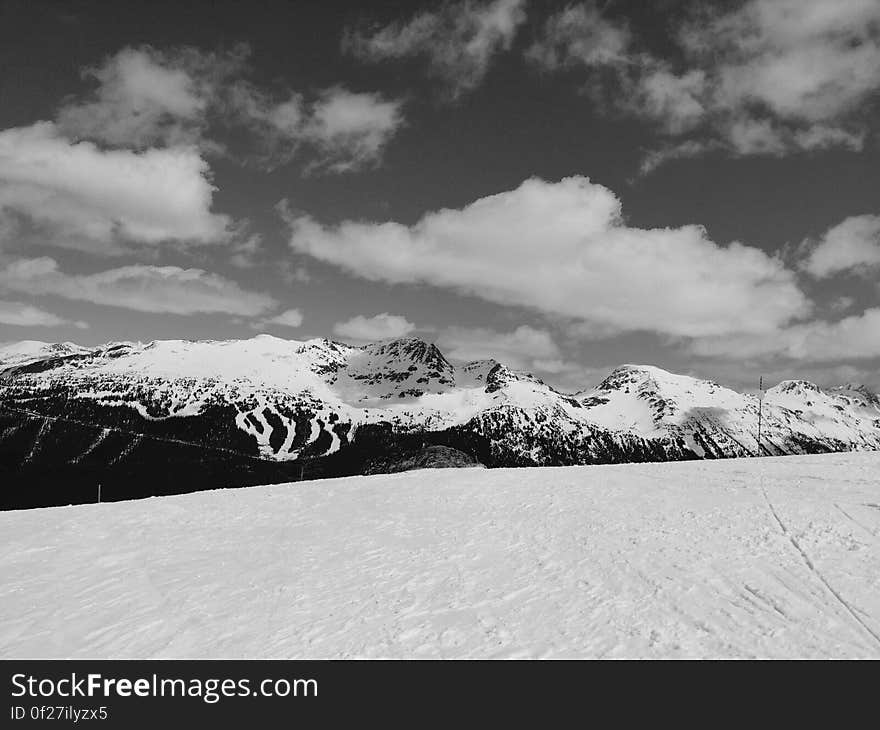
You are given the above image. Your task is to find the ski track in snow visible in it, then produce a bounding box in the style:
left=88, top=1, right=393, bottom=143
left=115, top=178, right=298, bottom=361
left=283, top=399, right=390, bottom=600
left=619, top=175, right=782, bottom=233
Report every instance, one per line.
left=1, top=452, right=879, bottom=658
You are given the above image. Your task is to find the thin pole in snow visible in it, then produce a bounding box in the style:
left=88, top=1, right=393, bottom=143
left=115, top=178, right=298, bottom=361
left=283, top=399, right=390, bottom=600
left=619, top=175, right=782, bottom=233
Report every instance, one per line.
left=97, top=482, right=101, bottom=504
left=756, top=376, right=764, bottom=456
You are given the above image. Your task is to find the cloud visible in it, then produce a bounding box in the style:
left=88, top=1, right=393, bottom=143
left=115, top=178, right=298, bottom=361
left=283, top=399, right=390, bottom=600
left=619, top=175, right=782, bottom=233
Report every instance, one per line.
left=0, top=257, right=276, bottom=315
left=637, top=140, right=719, bottom=176
left=56, top=45, right=216, bottom=148
left=801, top=214, right=880, bottom=278
left=525, top=2, right=631, bottom=71
left=436, top=324, right=589, bottom=389
left=829, top=296, right=856, bottom=314
left=253, top=308, right=304, bottom=329
left=343, top=0, right=527, bottom=99
left=228, top=232, right=263, bottom=268
left=689, top=308, right=880, bottom=361
left=698, top=0, right=880, bottom=124
left=280, top=263, right=312, bottom=284
left=303, top=88, right=405, bottom=172
left=0, top=122, right=229, bottom=253
left=627, top=68, right=708, bottom=136
left=0, top=300, right=87, bottom=328
left=438, top=325, right=557, bottom=368
left=690, top=358, right=880, bottom=393
left=724, top=116, right=788, bottom=156
left=285, top=176, right=809, bottom=339
left=333, top=313, right=416, bottom=341
left=791, top=125, right=866, bottom=152
left=52, top=45, right=405, bottom=173
left=529, top=0, right=880, bottom=169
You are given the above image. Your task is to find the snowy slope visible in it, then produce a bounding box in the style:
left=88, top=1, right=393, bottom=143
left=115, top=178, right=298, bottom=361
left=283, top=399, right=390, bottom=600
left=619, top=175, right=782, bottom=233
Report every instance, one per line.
left=2, top=452, right=879, bottom=658
left=0, top=340, right=90, bottom=366
left=578, top=364, right=880, bottom=457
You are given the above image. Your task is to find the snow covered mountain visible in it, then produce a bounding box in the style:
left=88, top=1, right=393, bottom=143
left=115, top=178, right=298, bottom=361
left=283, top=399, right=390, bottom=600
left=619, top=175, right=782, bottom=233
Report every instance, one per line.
left=1, top=335, right=878, bottom=508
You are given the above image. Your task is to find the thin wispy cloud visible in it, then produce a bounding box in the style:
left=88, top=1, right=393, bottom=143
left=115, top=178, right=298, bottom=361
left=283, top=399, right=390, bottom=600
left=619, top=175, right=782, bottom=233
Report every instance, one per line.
left=343, top=0, right=527, bottom=100
left=0, top=257, right=276, bottom=316
left=55, top=44, right=405, bottom=173
left=0, top=299, right=87, bottom=328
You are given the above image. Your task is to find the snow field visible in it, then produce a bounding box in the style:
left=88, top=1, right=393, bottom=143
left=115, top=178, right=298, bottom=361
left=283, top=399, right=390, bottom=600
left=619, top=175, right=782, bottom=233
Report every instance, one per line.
left=1, top=452, right=879, bottom=658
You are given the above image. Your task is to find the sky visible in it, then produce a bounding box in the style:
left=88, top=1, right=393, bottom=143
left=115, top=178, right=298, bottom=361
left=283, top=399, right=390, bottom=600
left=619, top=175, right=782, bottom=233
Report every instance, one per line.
left=0, top=0, right=879, bottom=392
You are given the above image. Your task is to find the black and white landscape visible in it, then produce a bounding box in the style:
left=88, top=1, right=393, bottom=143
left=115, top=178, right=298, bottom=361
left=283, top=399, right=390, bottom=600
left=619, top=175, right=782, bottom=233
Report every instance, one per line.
left=2, top=0, right=880, bottom=660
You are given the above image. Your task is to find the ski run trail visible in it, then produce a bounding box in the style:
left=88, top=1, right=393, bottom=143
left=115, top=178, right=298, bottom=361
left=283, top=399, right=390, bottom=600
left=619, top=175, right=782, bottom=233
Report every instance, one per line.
left=2, top=452, right=879, bottom=658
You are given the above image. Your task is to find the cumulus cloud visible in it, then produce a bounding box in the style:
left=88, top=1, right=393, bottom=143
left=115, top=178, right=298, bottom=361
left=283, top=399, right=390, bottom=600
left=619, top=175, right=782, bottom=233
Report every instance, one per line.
left=801, top=214, right=880, bottom=278
left=343, top=0, right=527, bottom=99
left=0, top=122, right=229, bottom=254
left=0, top=257, right=275, bottom=316
left=529, top=0, right=880, bottom=169
left=285, top=176, right=809, bottom=339
left=253, top=308, right=304, bottom=329
left=333, top=313, right=416, bottom=341
left=0, top=300, right=86, bottom=328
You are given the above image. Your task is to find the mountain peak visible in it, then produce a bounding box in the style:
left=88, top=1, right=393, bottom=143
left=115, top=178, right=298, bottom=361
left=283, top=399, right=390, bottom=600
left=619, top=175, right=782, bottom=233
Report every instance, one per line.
left=770, top=380, right=822, bottom=396
left=362, top=336, right=446, bottom=360
left=597, top=364, right=676, bottom=391
left=359, top=338, right=454, bottom=377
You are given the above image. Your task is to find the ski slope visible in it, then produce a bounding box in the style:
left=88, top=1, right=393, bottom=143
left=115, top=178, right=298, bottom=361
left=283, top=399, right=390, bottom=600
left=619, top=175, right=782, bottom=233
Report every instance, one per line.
left=2, top=452, right=879, bottom=658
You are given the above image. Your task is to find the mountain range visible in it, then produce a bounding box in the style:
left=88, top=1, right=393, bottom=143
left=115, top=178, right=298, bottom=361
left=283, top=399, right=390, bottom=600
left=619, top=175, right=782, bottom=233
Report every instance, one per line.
left=2, top=335, right=878, bottom=509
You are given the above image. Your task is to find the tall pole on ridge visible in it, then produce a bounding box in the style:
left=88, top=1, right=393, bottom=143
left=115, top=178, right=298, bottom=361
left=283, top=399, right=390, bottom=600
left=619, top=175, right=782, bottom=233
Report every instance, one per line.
left=756, top=376, right=764, bottom=456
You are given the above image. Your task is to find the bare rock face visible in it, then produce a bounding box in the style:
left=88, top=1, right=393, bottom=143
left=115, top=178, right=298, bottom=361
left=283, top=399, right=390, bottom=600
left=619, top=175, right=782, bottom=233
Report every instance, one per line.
left=363, top=445, right=482, bottom=475
left=1, top=336, right=879, bottom=508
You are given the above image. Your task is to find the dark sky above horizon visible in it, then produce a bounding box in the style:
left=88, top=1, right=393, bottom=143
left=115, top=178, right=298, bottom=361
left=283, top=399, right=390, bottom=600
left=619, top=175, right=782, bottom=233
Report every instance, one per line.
left=1, top=0, right=879, bottom=391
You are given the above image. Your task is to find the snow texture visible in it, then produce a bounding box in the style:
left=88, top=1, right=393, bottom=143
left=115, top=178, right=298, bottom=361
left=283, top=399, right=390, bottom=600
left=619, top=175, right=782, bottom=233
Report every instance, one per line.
left=2, top=452, right=879, bottom=658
